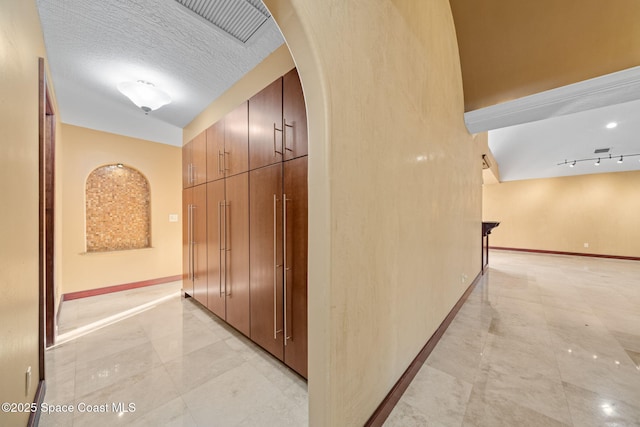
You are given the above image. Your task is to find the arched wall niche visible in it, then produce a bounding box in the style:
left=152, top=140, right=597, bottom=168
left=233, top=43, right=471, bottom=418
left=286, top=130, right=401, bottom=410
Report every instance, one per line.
left=85, top=163, right=151, bottom=252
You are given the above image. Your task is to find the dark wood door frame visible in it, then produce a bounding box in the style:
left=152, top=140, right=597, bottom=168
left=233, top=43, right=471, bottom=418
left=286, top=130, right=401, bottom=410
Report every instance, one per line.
left=38, top=58, right=56, bottom=357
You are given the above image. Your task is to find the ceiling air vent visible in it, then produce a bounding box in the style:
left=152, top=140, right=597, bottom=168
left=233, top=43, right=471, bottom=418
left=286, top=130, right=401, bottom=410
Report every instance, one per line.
left=174, top=0, right=271, bottom=44
left=594, top=148, right=610, bottom=154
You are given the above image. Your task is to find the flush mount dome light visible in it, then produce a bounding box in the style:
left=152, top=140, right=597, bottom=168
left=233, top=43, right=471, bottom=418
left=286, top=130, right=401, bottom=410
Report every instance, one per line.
left=606, top=122, right=618, bottom=129
left=117, top=80, right=171, bottom=114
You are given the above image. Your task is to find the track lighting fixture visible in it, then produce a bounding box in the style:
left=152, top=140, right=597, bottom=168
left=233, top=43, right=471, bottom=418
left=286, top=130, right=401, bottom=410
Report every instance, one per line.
left=558, top=152, right=640, bottom=168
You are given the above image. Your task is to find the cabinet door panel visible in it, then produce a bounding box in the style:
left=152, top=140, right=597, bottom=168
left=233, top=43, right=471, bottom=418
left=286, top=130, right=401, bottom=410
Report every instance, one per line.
left=225, top=102, right=249, bottom=176
left=250, top=163, right=284, bottom=359
left=206, top=120, right=225, bottom=182
left=249, top=77, right=283, bottom=170
left=283, top=156, right=308, bottom=377
left=182, top=142, right=192, bottom=189
left=192, top=131, right=207, bottom=186
left=182, top=188, right=193, bottom=295
left=192, top=184, right=208, bottom=306
left=206, top=180, right=225, bottom=318
left=283, top=69, right=308, bottom=160
left=225, top=172, right=250, bottom=336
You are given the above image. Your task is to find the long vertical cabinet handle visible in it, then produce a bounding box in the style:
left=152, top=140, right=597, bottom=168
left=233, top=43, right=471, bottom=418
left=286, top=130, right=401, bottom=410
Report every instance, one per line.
left=218, top=201, right=224, bottom=297
left=191, top=205, right=196, bottom=280
left=190, top=164, right=195, bottom=184
left=283, top=119, right=294, bottom=153
left=283, top=194, right=291, bottom=345
left=273, top=194, right=282, bottom=339
left=224, top=200, right=230, bottom=296
left=186, top=204, right=190, bottom=280
left=273, top=123, right=283, bottom=155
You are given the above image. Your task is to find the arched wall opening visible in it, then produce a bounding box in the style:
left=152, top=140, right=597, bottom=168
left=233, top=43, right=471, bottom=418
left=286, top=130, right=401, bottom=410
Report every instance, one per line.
left=251, top=1, right=483, bottom=425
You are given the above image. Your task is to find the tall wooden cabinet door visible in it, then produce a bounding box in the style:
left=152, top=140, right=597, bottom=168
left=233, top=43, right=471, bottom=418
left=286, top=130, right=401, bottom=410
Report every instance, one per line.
left=224, top=102, right=249, bottom=177
left=206, top=120, right=225, bottom=182
left=191, top=131, right=207, bottom=186
left=224, top=172, right=250, bottom=336
left=192, top=184, right=208, bottom=306
left=283, top=156, right=308, bottom=378
left=206, top=180, right=226, bottom=318
left=283, top=69, right=308, bottom=161
left=182, top=142, right=192, bottom=189
left=182, top=188, right=193, bottom=296
left=250, top=163, right=284, bottom=359
left=249, top=77, right=283, bottom=170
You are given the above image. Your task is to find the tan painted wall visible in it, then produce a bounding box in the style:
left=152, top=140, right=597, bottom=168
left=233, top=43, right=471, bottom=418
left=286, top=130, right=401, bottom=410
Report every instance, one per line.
left=183, top=44, right=294, bottom=144
left=266, top=1, right=482, bottom=425
left=450, top=0, right=640, bottom=111
left=483, top=171, right=640, bottom=257
left=0, top=1, right=47, bottom=425
left=60, top=124, right=182, bottom=294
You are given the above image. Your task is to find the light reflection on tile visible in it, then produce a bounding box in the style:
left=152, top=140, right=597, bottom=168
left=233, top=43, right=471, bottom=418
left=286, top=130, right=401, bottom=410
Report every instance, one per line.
left=40, top=282, right=308, bottom=427
left=385, top=250, right=640, bottom=427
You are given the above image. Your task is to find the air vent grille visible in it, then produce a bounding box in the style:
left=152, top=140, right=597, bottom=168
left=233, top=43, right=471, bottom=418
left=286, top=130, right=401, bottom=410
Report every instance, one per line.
left=594, top=148, right=610, bottom=154
left=174, top=0, right=270, bottom=44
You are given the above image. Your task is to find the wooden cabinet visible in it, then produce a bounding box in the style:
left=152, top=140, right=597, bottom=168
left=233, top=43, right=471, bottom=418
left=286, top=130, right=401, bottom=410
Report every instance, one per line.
left=183, top=184, right=207, bottom=306
left=183, top=131, right=207, bottom=188
left=283, top=156, right=308, bottom=377
left=206, top=120, right=225, bottom=182
left=206, top=179, right=225, bottom=318
left=249, top=157, right=308, bottom=378
left=250, top=163, right=284, bottom=359
left=207, top=174, right=250, bottom=336
left=283, top=69, right=308, bottom=160
left=224, top=173, right=250, bottom=336
left=207, top=102, right=249, bottom=182
left=249, top=77, right=283, bottom=170
left=183, top=68, right=307, bottom=378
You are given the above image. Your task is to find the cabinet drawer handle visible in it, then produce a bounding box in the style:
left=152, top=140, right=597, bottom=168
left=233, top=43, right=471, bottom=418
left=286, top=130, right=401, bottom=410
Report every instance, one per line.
left=218, top=151, right=224, bottom=175
left=273, top=123, right=283, bottom=156
left=283, top=119, right=294, bottom=153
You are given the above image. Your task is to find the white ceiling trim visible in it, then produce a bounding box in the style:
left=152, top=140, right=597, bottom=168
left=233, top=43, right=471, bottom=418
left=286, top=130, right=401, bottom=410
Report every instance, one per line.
left=464, top=66, right=640, bottom=133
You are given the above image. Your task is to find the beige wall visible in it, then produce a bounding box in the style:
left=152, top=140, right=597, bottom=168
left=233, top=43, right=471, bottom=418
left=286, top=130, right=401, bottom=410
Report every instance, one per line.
left=0, top=1, right=47, bottom=425
left=183, top=44, right=295, bottom=144
left=60, top=124, right=182, bottom=295
left=266, top=1, right=482, bottom=425
left=483, top=171, right=640, bottom=257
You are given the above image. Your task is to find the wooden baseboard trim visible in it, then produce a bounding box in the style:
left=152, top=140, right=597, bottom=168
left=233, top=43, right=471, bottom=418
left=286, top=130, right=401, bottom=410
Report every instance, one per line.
left=27, top=380, right=46, bottom=427
left=364, top=272, right=483, bottom=427
left=490, top=246, right=640, bottom=261
left=62, top=275, right=182, bottom=301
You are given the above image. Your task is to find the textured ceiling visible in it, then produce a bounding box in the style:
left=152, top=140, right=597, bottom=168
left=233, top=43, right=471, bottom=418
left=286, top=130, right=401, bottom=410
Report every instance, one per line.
left=36, top=0, right=284, bottom=146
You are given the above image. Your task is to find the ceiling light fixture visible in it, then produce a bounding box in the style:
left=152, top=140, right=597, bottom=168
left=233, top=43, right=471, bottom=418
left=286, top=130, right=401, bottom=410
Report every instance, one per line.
left=559, top=152, right=640, bottom=167
left=117, top=80, right=171, bottom=114
left=606, top=122, right=618, bottom=129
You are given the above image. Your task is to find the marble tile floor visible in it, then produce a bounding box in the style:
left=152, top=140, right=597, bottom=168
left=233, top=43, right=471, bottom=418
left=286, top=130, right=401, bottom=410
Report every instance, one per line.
left=386, top=250, right=640, bottom=427
left=41, top=250, right=640, bottom=426
left=40, top=281, right=308, bottom=427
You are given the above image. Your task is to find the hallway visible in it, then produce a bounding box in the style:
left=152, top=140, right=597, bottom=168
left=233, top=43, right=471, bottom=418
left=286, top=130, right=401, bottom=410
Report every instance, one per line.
left=40, top=250, right=640, bottom=426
